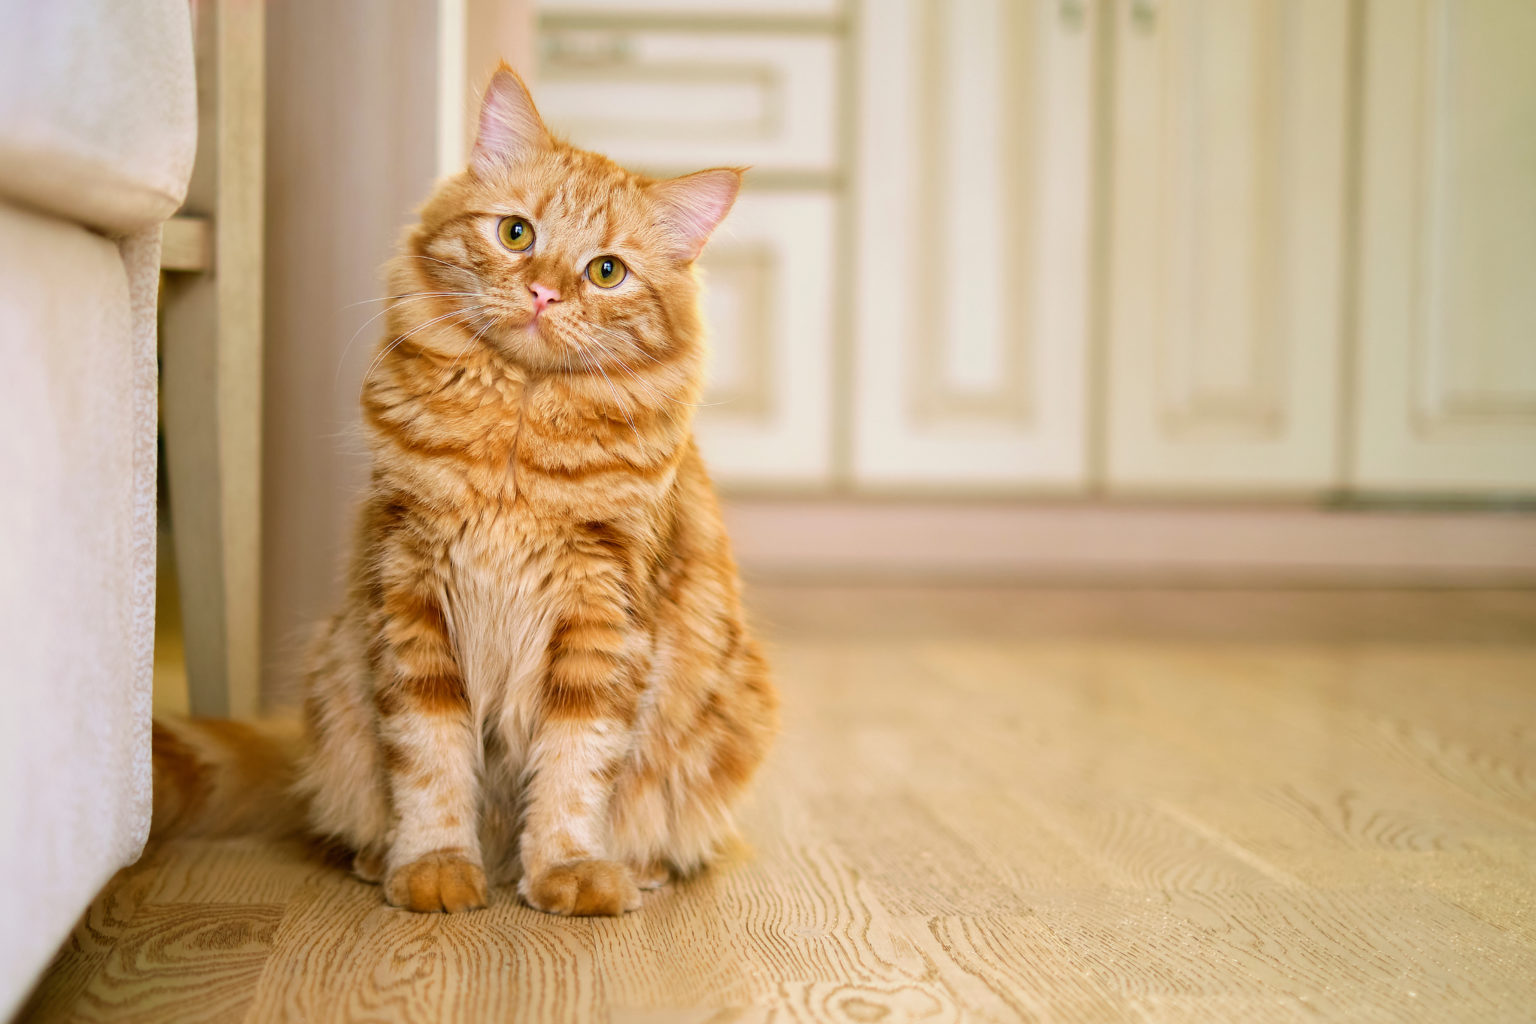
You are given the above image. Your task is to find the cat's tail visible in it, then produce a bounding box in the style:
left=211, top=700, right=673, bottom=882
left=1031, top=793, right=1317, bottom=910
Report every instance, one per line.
left=150, top=716, right=310, bottom=841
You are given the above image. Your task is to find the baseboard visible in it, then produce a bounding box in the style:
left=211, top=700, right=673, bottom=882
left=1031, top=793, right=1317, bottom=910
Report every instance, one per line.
left=721, top=498, right=1536, bottom=586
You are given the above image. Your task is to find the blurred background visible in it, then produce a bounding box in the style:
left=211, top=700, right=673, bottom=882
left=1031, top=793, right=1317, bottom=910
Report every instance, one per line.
left=149, top=0, right=1536, bottom=716
left=12, top=2, right=1536, bottom=1014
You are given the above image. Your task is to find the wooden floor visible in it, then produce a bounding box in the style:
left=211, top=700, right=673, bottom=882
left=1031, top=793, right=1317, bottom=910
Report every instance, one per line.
left=20, top=587, right=1536, bottom=1023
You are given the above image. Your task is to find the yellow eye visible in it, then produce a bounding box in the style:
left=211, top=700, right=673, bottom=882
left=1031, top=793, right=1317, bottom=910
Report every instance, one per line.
left=587, top=255, right=627, bottom=288
left=497, top=216, right=534, bottom=252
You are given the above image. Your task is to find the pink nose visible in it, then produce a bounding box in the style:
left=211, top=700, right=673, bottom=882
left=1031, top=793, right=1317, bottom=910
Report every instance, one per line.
left=529, top=283, right=561, bottom=314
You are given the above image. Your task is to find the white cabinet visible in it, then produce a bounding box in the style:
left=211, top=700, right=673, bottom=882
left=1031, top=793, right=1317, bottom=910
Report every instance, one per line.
left=538, top=0, right=842, bottom=16
left=1103, top=0, right=1349, bottom=493
left=537, top=10, right=842, bottom=488
left=532, top=0, right=1536, bottom=500
left=851, top=0, right=1095, bottom=490
left=1352, top=0, right=1536, bottom=496
left=693, top=191, right=836, bottom=486
left=536, top=25, right=840, bottom=177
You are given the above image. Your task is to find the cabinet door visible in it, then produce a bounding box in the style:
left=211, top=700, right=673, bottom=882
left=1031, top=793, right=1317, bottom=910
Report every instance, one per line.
left=693, top=191, right=836, bottom=487
left=1353, top=0, right=1536, bottom=495
left=851, top=0, right=1095, bottom=491
left=535, top=22, right=840, bottom=489
left=539, top=0, right=842, bottom=16
left=536, top=24, right=840, bottom=177
left=1104, top=0, right=1348, bottom=493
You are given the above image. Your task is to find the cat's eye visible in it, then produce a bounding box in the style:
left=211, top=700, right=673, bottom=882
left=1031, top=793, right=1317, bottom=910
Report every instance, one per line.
left=497, top=216, right=534, bottom=252
left=587, top=255, right=627, bottom=288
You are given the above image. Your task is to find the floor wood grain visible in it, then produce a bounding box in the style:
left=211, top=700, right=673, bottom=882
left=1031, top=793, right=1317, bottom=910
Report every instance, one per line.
left=19, top=587, right=1536, bottom=1023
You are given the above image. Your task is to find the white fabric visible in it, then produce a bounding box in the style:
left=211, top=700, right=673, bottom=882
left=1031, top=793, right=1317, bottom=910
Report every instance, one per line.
left=122, top=223, right=165, bottom=848
left=0, top=2, right=194, bottom=1015
left=0, top=205, right=159, bottom=1015
left=0, top=0, right=197, bottom=233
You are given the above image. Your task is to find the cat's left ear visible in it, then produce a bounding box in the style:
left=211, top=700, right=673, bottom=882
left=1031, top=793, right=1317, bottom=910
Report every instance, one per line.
left=648, top=168, right=743, bottom=261
left=472, top=63, right=549, bottom=175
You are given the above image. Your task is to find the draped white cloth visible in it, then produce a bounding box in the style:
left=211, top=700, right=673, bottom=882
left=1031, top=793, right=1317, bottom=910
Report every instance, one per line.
left=0, top=0, right=196, bottom=1013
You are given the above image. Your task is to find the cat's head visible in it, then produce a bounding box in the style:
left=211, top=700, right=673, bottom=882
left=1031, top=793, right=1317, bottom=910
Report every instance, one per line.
left=395, top=64, right=740, bottom=376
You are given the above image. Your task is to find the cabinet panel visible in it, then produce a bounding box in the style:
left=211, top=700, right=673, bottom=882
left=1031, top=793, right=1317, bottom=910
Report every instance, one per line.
left=693, top=191, right=836, bottom=486
left=1104, top=0, right=1348, bottom=492
left=535, top=25, right=839, bottom=176
left=852, top=0, right=1094, bottom=489
left=539, top=0, right=842, bottom=15
left=1353, top=0, right=1536, bottom=494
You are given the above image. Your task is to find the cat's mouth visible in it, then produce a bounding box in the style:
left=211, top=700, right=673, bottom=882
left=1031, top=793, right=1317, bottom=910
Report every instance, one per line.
left=473, top=309, right=586, bottom=374
left=477, top=303, right=546, bottom=343
left=521, top=317, right=565, bottom=351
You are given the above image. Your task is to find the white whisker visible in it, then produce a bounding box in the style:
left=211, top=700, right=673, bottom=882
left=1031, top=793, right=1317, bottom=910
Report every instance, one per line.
left=343, top=290, right=477, bottom=309
left=575, top=345, right=642, bottom=446
left=448, top=313, right=498, bottom=376
left=592, top=344, right=689, bottom=408
left=400, top=253, right=478, bottom=278
left=582, top=323, right=668, bottom=366
left=336, top=293, right=479, bottom=389
left=581, top=332, right=732, bottom=409
left=360, top=304, right=488, bottom=396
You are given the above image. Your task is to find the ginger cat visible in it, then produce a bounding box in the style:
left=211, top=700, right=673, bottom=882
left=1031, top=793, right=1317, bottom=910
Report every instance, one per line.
left=154, top=65, right=778, bottom=917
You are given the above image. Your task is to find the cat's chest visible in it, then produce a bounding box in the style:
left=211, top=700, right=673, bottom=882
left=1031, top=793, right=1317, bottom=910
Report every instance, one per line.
left=407, top=376, right=632, bottom=516
left=444, top=515, right=562, bottom=718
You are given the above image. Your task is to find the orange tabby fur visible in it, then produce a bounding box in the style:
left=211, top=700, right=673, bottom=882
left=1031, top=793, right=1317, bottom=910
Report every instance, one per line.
left=153, top=66, right=778, bottom=917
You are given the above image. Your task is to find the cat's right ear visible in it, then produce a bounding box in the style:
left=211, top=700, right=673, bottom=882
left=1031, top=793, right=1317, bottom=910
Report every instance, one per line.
left=471, top=64, right=549, bottom=175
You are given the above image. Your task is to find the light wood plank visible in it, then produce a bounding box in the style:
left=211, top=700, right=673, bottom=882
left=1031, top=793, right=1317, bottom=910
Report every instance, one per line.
left=24, top=587, right=1536, bottom=1022
left=70, top=904, right=280, bottom=1024
left=14, top=854, right=167, bottom=1022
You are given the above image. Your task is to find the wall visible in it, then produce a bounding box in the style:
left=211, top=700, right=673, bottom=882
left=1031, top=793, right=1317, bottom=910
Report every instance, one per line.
left=262, top=0, right=535, bottom=708
left=262, top=2, right=441, bottom=707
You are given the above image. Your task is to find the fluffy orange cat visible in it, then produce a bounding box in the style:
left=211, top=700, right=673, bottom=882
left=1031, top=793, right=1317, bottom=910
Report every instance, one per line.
left=153, top=65, right=779, bottom=917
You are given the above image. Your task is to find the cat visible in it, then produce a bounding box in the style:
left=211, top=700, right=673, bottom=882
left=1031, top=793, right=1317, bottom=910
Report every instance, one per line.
left=152, top=64, right=779, bottom=917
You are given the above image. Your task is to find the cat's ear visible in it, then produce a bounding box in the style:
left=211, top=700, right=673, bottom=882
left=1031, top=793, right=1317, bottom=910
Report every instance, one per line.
left=471, top=64, right=549, bottom=175
left=648, top=168, right=743, bottom=260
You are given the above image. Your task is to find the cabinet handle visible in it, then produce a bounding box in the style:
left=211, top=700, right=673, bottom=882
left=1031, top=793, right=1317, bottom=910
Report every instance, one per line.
left=1060, top=0, right=1088, bottom=30
left=1129, top=0, right=1158, bottom=33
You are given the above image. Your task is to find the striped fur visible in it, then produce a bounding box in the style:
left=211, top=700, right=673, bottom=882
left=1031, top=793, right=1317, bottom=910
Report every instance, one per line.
left=286, top=65, right=778, bottom=915
left=150, top=718, right=306, bottom=840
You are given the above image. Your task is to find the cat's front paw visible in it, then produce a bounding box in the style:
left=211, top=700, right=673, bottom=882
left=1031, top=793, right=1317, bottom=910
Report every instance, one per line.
left=384, top=850, right=488, bottom=913
left=521, top=859, right=641, bottom=917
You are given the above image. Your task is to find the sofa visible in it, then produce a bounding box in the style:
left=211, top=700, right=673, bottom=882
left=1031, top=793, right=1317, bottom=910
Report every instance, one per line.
left=0, top=0, right=197, bottom=1013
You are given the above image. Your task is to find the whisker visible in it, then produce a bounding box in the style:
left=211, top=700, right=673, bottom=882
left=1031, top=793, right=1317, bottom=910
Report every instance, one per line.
left=336, top=293, right=478, bottom=389
left=360, top=304, right=488, bottom=395
left=343, top=290, right=477, bottom=309
left=575, top=345, right=642, bottom=446
left=448, top=313, right=498, bottom=376
left=582, top=333, right=733, bottom=409
left=399, top=253, right=478, bottom=277
left=591, top=343, right=691, bottom=408
left=581, top=323, right=669, bottom=366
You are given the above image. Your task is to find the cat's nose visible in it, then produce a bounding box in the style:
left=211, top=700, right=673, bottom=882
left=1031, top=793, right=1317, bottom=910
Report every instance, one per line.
left=529, top=282, right=561, bottom=314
